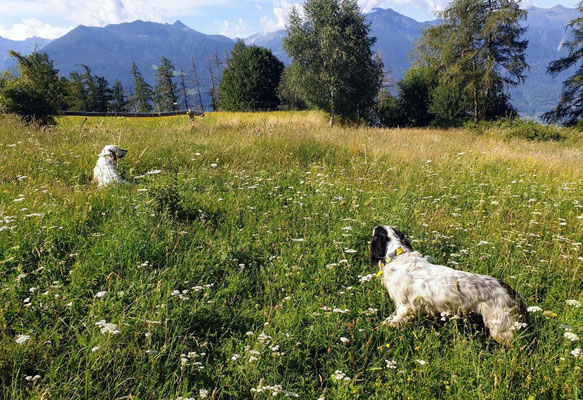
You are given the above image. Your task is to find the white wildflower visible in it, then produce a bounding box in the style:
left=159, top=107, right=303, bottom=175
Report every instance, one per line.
left=564, top=332, right=579, bottom=342
left=91, top=346, right=100, bottom=352
left=415, top=359, right=427, bottom=365
left=358, top=274, right=376, bottom=282
left=511, top=321, right=528, bottom=331
left=95, top=291, right=107, bottom=298
left=257, top=332, right=272, bottom=344
left=333, top=370, right=350, bottom=381
left=15, top=334, right=30, bottom=344
left=95, top=320, right=120, bottom=335
left=340, top=337, right=349, bottom=343
left=199, top=389, right=209, bottom=399
left=527, top=306, right=542, bottom=313
left=566, top=299, right=581, bottom=308
left=571, top=348, right=582, bottom=358
left=385, top=359, right=397, bottom=369
left=363, top=308, right=378, bottom=315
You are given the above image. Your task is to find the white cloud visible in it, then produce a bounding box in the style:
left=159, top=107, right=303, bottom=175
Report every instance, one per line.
left=220, top=18, right=254, bottom=38
left=357, top=0, right=447, bottom=14
left=0, top=18, right=73, bottom=40
left=258, top=0, right=446, bottom=33
left=260, top=0, right=296, bottom=32
left=0, top=0, right=238, bottom=40
left=43, top=0, right=237, bottom=26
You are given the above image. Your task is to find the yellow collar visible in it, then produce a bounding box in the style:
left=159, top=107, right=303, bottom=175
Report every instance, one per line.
left=377, top=247, right=407, bottom=277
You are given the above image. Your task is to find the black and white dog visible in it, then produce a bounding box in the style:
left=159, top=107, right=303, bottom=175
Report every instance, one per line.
left=370, top=226, right=529, bottom=345
left=93, top=145, right=128, bottom=187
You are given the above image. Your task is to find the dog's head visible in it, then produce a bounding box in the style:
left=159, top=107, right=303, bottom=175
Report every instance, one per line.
left=370, top=225, right=413, bottom=266
left=98, top=145, right=127, bottom=160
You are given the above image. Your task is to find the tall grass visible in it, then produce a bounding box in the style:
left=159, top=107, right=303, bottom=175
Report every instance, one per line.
left=0, top=112, right=581, bottom=399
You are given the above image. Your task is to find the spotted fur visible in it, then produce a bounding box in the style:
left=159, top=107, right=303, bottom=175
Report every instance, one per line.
left=371, top=225, right=529, bottom=345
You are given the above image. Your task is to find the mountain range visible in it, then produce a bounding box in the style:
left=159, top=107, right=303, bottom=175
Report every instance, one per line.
left=0, top=36, right=52, bottom=71
left=0, top=5, right=577, bottom=117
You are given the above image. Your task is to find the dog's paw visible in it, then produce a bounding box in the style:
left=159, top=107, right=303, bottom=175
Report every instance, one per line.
left=383, top=316, right=400, bottom=327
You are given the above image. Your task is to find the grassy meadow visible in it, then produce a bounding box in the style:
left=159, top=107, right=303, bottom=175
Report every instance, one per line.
left=0, top=111, right=582, bottom=399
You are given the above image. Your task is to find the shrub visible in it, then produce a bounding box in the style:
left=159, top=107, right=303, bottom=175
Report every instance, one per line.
left=0, top=51, right=65, bottom=125
left=468, top=118, right=567, bottom=141
left=429, top=83, right=469, bottom=128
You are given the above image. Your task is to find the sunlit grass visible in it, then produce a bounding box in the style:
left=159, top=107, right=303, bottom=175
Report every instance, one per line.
left=0, top=112, right=581, bottom=399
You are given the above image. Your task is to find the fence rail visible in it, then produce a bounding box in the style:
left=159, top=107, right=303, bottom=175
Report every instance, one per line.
left=61, top=110, right=205, bottom=118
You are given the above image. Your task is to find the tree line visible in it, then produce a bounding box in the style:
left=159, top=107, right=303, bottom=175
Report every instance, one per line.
left=2, top=0, right=583, bottom=127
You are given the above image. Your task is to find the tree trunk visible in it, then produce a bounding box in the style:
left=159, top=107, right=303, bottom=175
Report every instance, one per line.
left=473, top=86, right=478, bottom=124
left=191, top=56, right=204, bottom=112
left=329, top=90, right=335, bottom=127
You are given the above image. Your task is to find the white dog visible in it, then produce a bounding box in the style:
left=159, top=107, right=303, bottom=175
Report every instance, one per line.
left=93, top=145, right=128, bottom=187
left=370, top=226, right=529, bottom=345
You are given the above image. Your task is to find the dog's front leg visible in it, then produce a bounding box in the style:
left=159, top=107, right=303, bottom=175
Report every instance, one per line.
left=384, top=304, right=413, bottom=327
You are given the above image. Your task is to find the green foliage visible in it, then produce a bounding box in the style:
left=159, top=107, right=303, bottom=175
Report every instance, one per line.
left=429, top=83, right=469, bottom=128
left=395, top=67, right=433, bottom=127
left=544, top=2, right=583, bottom=125
left=414, top=0, right=528, bottom=124
left=130, top=62, right=153, bottom=112
left=283, top=0, right=383, bottom=126
left=0, top=113, right=582, bottom=399
left=277, top=64, right=308, bottom=111
left=219, top=41, right=284, bottom=111
left=149, top=177, right=186, bottom=218
left=154, top=56, right=179, bottom=112
left=110, top=80, right=128, bottom=112
left=470, top=118, right=567, bottom=141
left=376, top=67, right=434, bottom=128
left=374, top=89, right=402, bottom=127
left=65, top=65, right=111, bottom=112
left=0, top=50, right=65, bottom=125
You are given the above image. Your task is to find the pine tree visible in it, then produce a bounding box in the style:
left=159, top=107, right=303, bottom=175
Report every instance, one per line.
left=219, top=40, right=284, bottom=111
left=94, top=76, right=112, bottom=112
left=65, top=65, right=111, bottom=112
left=414, top=0, right=527, bottom=124
left=66, top=70, right=90, bottom=111
left=130, top=62, right=153, bottom=112
left=154, top=56, right=178, bottom=112
left=80, top=65, right=98, bottom=111
left=110, top=80, right=128, bottom=112
left=282, top=0, right=383, bottom=126
left=544, top=1, right=583, bottom=125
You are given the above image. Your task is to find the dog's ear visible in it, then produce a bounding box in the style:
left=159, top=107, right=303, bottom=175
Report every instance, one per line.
left=108, top=147, right=118, bottom=160
left=370, top=226, right=390, bottom=265
left=393, top=228, right=413, bottom=250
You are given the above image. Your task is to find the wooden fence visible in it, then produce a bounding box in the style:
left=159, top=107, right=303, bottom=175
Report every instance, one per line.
left=61, top=110, right=205, bottom=118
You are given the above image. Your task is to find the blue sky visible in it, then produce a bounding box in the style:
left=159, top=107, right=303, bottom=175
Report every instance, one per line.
left=0, top=0, right=579, bottom=41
